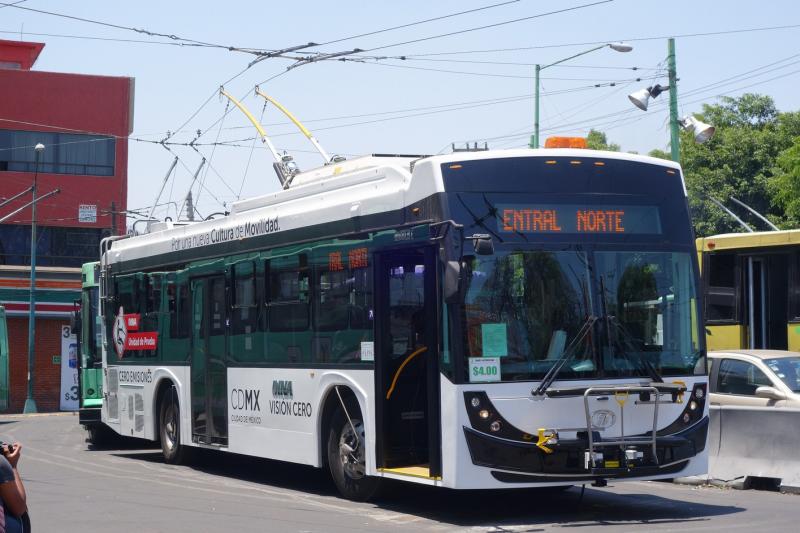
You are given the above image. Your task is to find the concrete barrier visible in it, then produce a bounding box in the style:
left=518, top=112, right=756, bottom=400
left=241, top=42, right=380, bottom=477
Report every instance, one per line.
left=680, top=405, right=800, bottom=491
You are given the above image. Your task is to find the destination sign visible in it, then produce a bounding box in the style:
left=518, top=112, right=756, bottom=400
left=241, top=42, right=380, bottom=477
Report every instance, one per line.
left=498, top=204, right=661, bottom=234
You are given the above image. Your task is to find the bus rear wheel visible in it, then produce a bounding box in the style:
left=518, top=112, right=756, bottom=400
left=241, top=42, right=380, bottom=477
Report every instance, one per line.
left=327, top=403, right=380, bottom=501
left=159, top=387, right=186, bottom=464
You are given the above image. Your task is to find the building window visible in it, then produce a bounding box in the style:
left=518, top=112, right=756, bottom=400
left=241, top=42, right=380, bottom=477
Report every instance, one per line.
left=0, top=129, right=115, bottom=176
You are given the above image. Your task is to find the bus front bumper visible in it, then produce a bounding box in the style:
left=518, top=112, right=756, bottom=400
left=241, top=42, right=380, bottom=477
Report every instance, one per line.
left=463, top=415, right=708, bottom=483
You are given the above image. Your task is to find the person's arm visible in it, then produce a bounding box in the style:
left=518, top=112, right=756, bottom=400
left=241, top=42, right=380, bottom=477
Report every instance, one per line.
left=0, top=443, right=27, bottom=517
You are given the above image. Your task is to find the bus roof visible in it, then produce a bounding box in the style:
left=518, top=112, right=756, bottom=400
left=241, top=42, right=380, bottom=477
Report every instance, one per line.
left=105, top=149, right=684, bottom=268
left=696, top=228, right=800, bottom=252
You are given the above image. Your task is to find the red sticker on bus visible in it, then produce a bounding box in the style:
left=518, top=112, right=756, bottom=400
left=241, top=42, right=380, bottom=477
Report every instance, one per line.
left=124, top=332, right=158, bottom=351
left=124, top=313, right=140, bottom=331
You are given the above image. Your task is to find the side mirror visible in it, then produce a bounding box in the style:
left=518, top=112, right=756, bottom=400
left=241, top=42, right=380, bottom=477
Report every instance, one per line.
left=755, top=386, right=787, bottom=401
left=70, top=310, right=81, bottom=335
left=471, top=234, right=494, bottom=256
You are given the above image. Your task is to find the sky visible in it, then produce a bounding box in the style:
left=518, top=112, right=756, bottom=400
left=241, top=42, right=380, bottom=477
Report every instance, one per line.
left=2, top=0, right=800, bottom=224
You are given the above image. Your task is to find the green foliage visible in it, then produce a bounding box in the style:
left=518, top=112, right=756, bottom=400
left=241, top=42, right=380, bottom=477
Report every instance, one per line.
left=770, top=138, right=800, bottom=227
left=586, top=129, right=620, bottom=152
left=677, top=93, right=800, bottom=236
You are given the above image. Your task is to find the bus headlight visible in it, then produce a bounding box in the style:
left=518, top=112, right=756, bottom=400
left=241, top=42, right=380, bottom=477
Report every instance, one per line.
left=695, top=387, right=705, bottom=399
left=479, top=409, right=490, bottom=419
left=471, top=397, right=481, bottom=408
left=490, top=421, right=502, bottom=432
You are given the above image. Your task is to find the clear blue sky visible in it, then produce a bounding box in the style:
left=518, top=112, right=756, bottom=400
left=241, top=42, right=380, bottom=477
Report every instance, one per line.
left=3, top=0, right=799, bottom=223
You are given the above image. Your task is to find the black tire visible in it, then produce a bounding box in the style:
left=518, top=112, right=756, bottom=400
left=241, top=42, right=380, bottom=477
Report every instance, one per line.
left=327, top=403, right=381, bottom=501
left=159, top=386, right=187, bottom=464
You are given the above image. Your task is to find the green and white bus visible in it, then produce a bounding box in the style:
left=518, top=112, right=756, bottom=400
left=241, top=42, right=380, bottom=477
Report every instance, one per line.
left=99, top=144, right=708, bottom=500
left=73, top=261, right=107, bottom=441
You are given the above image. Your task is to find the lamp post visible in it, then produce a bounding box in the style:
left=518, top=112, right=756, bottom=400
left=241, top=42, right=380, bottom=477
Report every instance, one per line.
left=23, top=142, right=45, bottom=414
left=627, top=38, right=714, bottom=161
left=530, top=42, right=633, bottom=149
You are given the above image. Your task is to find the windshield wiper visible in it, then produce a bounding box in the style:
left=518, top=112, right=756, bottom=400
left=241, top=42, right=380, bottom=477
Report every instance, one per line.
left=533, top=315, right=598, bottom=397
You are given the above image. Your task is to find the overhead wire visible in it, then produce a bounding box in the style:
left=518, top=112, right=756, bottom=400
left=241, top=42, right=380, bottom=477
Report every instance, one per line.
left=0, top=1, right=271, bottom=54
left=358, top=0, right=614, bottom=53
left=395, top=22, right=800, bottom=58
left=314, top=0, right=522, bottom=47
left=343, top=57, right=647, bottom=81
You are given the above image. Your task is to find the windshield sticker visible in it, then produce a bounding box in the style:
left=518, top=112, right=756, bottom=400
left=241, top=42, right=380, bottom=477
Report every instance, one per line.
left=481, top=323, right=508, bottom=357
left=469, top=357, right=501, bottom=382
left=360, top=341, right=375, bottom=361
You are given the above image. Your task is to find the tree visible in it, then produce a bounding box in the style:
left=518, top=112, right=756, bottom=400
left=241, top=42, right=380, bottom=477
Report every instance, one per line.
left=586, top=129, right=620, bottom=151
left=770, top=137, right=800, bottom=227
left=676, top=94, right=800, bottom=236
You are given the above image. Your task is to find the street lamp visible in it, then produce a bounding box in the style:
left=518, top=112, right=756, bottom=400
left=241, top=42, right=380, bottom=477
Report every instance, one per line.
left=23, top=142, right=45, bottom=414
left=530, top=42, right=633, bottom=149
left=626, top=38, right=714, bottom=161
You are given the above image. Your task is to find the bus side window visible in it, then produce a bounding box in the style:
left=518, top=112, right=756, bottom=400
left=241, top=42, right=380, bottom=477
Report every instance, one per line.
left=791, top=251, right=800, bottom=321
left=705, top=252, right=738, bottom=323
left=269, top=256, right=310, bottom=332
left=232, top=262, right=257, bottom=335
left=168, top=280, right=190, bottom=340
left=350, top=263, right=373, bottom=330
left=315, top=267, right=349, bottom=331
left=177, top=282, right=190, bottom=338
left=209, top=276, right=227, bottom=336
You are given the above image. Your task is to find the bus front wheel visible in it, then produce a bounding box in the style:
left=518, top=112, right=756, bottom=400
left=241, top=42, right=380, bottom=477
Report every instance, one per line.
left=159, top=386, right=186, bottom=465
left=327, top=403, right=380, bottom=501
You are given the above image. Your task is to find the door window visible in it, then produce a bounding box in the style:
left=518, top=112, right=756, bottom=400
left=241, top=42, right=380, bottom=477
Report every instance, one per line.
left=716, top=358, right=772, bottom=395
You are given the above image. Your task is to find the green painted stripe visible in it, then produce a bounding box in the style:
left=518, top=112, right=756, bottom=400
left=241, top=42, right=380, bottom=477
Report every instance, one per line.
left=0, top=288, right=79, bottom=303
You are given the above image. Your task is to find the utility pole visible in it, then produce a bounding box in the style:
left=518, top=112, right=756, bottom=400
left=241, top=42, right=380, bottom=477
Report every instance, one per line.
left=667, top=38, right=680, bottom=162
left=24, top=142, right=45, bottom=414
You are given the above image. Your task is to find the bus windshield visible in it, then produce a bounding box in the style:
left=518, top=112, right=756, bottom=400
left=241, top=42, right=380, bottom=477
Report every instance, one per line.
left=442, top=156, right=703, bottom=382
left=462, top=249, right=702, bottom=382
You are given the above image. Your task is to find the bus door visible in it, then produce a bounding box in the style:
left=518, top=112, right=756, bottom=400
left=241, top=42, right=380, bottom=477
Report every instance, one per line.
left=190, top=276, right=229, bottom=445
left=374, top=247, right=441, bottom=478
left=745, top=254, right=788, bottom=350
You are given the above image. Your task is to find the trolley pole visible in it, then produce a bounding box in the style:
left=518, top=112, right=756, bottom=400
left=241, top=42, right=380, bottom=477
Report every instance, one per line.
left=667, top=38, right=680, bottom=162
left=531, top=64, right=541, bottom=149
left=24, top=143, right=45, bottom=414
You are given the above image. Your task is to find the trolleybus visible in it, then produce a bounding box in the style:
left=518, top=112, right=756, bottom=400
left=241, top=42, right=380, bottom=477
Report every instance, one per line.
left=98, top=144, right=708, bottom=500
left=697, top=229, right=800, bottom=351
left=73, top=261, right=108, bottom=442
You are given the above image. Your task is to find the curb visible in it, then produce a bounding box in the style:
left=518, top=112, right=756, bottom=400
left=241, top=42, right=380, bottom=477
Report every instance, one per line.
left=0, top=412, right=75, bottom=419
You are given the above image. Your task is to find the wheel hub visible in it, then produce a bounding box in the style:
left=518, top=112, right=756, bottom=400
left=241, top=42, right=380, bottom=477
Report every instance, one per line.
left=338, top=419, right=366, bottom=480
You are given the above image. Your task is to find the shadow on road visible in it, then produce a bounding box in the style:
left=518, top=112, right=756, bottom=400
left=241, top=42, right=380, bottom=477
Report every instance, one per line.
left=108, top=445, right=745, bottom=529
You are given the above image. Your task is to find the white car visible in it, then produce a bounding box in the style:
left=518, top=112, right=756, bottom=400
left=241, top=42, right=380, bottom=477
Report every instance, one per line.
left=708, top=350, right=800, bottom=407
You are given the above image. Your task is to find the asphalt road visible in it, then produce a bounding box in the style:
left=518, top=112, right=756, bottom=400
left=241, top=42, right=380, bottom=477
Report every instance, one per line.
left=1, top=413, right=798, bottom=533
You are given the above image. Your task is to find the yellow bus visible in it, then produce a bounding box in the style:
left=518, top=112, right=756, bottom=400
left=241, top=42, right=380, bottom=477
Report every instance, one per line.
left=697, top=230, right=800, bottom=351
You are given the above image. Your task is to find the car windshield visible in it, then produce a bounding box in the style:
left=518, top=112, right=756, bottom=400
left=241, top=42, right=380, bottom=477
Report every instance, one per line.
left=764, top=357, right=800, bottom=392
left=460, top=249, right=703, bottom=382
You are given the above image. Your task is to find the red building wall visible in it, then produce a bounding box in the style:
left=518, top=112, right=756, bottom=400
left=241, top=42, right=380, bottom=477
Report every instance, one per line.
left=0, top=40, right=133, bottom=234
left=7, top=318, right=64, bottom=412
left=0, top=40, right=134, bottom=412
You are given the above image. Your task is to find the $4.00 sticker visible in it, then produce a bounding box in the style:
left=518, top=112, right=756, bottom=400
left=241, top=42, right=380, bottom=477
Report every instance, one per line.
left=469, top=357, right=501, bottom=383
